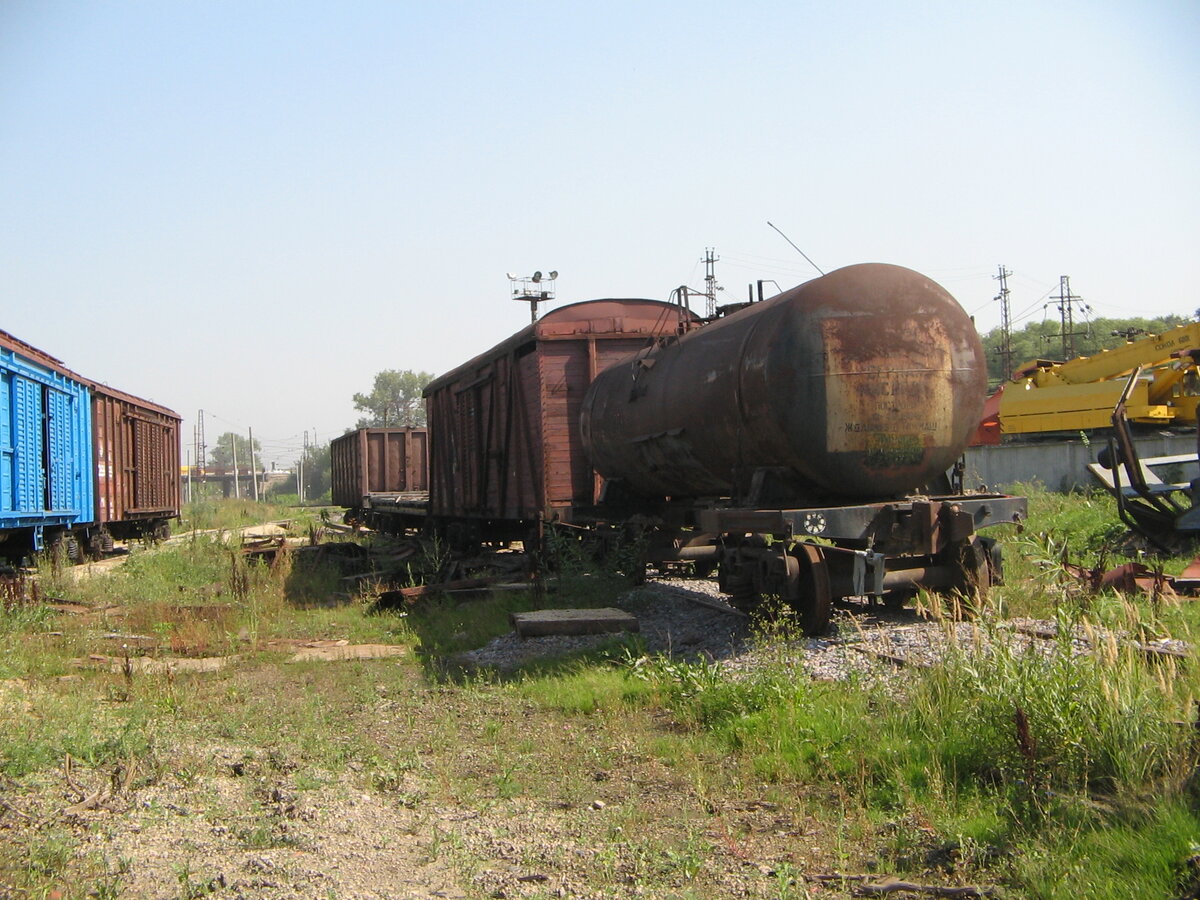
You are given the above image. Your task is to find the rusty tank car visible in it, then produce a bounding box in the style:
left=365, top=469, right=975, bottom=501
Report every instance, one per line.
left=578, top=264, right=1024, bottom=633
left=581, top=263, right=986, bottom=501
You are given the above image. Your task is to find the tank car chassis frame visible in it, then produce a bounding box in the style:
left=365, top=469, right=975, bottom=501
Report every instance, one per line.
left=577, top=492, right=1026, bottom=634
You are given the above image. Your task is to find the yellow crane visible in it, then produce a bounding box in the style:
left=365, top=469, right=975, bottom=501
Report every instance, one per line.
left=998, top=322, right=1200, bottom=435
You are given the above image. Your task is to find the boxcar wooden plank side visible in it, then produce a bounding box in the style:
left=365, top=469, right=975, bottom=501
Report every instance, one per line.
left=424, top=299, right=694, bottom=533
left=90, top=384, right=181, bottom=536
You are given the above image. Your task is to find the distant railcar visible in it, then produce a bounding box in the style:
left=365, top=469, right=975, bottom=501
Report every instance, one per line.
left=89, top=382, right=182, bottom=549
left=422, top=299, right=694, bottom=543
left=331, top=427, right=428, bottom=532
left=0, top=330, right=95, bottom=558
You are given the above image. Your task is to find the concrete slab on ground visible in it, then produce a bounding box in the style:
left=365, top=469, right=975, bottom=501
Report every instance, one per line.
left=510, top=607, right=640, bottom=638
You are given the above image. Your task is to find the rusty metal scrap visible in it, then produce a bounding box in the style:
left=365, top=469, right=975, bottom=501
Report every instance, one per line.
left=1063, top=559, right=1200, bottom=598
left=379, top=573, right=512, bottom=604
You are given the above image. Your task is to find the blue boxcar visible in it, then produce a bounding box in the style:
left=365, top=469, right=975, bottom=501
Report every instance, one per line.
left=0, top=330, right=94, bottom=556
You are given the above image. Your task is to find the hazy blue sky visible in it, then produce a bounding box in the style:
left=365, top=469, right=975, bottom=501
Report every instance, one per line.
left=3, top=1, right=1197, bottom=466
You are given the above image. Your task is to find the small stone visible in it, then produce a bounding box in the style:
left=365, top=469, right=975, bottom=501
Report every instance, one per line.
left=590, top=800, right=606, bottom=810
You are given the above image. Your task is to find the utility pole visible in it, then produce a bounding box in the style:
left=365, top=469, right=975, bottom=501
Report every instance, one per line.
left=186, top=449, right=192, bottom=504
left=1050, top=275, right=1089, bottom=360
left=994, top=265, right=1014, bottom=378
left=248, top=427, right=259, bottom=501
left=231, top=434, right=240, bottom=499
left=297, top=456, right=304, bottom=503
left=703, top=248, right=719, bottom=318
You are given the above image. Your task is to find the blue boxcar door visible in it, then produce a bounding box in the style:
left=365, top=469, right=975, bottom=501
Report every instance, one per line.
left=0, top=373, right=11, bottom=513
left=2, top=372, right=45, bottom=513
left=45, top=384, right=82, bottom=513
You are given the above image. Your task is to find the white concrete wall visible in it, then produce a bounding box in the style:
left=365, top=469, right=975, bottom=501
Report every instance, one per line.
left=963, top=434, right=1198, bottom=493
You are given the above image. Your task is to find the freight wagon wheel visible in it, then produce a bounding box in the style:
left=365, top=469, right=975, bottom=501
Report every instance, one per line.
left=938, top=537, right=990, bottom=617
left=44, top=531, right=82, bottom=569
left=782, top=545, right=832, bottom=636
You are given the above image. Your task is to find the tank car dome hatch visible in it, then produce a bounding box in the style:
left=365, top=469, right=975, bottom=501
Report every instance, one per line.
left=579, top=263, right=987, bottom=503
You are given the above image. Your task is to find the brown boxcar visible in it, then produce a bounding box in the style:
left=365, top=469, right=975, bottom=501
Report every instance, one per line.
left=89, top=382, right=181, bottom=545
left=330, top=427, right=429, bottom=509
left=423, top=298, right=694, bottom=538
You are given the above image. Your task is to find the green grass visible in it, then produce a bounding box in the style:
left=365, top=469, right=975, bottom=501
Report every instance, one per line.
left=177, top=496, right=323, bottom=533
left=515, top=661, right=656, bottom=714
left=1010, top=800, right=1200, bottom=900
left=625, top=597, right=1200, bottom=896
left=5, top=490, right=1200, bottom=899
left=1, top=685, right=156, bottom=778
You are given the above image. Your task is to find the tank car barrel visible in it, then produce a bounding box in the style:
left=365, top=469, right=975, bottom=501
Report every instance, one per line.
left=580, top=264, right=987, bottom=504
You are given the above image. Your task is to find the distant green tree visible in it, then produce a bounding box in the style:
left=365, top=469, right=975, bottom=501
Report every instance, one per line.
left=267, top=442, right=332, bottom=503
left=981, top=314, right=1192, bottom=383
left=209, top=432, right=262, bottom=470
left=299, top=442, right=332, bottom=502
left=353, top=369, right=434, bottom=428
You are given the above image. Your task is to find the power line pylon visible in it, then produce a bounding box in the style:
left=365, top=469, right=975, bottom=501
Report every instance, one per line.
left=195, top=409, right=206, bottom=475
left=994, top=265, right=1014, bottom=378
left=703, top=248, right=719, bottom=317
left=1050, top=275, right=1089, bottom=359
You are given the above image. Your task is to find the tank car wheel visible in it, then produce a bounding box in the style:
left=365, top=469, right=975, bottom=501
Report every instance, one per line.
left=883, top=589, right=917, bottom=611
left=939, top=537, right=991, bottom=617
left=782, top=545, right=832, bottom=636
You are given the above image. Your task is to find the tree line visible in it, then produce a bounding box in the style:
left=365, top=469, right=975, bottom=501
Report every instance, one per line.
left=980, top=313, right=1193, bottom=384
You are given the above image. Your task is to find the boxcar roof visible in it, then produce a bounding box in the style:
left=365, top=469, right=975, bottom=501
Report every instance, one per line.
left=424, top=298, right=692, bottom=396
left=88, top=380, right=181, bottom=421
left=0, top=328, right=86, bottom=382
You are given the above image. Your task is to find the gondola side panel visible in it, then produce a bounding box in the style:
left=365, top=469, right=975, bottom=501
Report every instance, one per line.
left=330, top=427, right=429, bottom=508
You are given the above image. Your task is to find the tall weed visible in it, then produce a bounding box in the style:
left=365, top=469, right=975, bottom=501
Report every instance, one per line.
left=909, top=615, right=1187, bottom=803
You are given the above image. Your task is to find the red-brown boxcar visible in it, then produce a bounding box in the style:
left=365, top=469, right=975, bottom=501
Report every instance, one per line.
left=330, top=427, right=428, bottom=508
left=89, top=382, right=181, bottom=546
left=423, top=298, right=694, bottom=540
